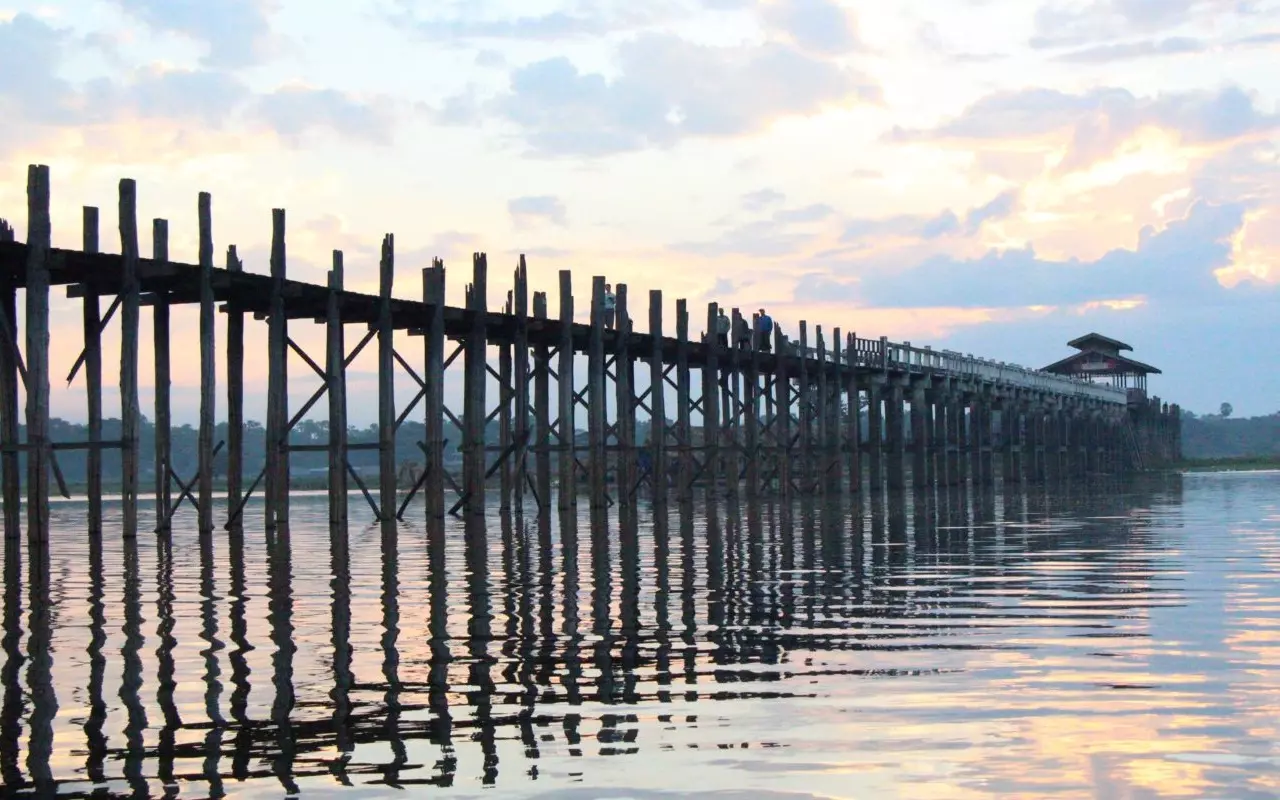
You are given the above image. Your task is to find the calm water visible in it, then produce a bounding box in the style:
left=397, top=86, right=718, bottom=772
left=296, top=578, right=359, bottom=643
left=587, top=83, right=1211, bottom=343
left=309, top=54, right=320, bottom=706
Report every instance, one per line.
left=1, top=474, right=1279, bottom=798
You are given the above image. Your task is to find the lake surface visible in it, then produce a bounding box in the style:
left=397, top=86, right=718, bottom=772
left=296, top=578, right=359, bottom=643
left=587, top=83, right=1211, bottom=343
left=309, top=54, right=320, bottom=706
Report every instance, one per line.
left=1, top=473, right=1278, bottom=798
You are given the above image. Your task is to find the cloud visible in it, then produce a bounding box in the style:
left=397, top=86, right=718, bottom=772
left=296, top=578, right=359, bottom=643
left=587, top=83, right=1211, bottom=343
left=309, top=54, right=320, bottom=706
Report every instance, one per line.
left=251, top=87, right=396, bottom=145
left=107, top=0, right=278, bottom=68
left=742, top=188, right=786, bottom=210
left=762, top=0, right=862, bottom=54
left=773, top=203, right=835, bottom=223
left=1029, top=0, right=1267, bottom=49
left=892, top=85, right=1280, bottom=171
left=446, top=33, right=878, bottom=156
left=508, top=195, right=568, bottom=226
left=851, top=200, right=1251, bottom=308
left=1052, top=36, right=1207, bottom=62
left=841, top=209, right=963, bottom=242
left=670, top=219, right=818, bottom=258
left=965, top=189, right=1020, bottom=234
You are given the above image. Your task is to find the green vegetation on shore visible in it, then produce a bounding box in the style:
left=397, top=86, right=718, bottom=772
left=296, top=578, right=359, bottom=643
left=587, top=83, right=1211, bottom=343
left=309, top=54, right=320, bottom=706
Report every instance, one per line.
left=1176, top=456, right=1280, bottom=473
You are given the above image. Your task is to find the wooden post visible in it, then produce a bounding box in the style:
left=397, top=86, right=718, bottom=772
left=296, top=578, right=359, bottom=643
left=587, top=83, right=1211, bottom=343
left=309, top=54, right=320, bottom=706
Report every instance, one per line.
left=1001, top=398, right=1017, bottom=484
left=152, top=219, right=172, bottom=532
left=0, top=216, right=16, bottom=540
left=463, top=254, right=489, bottom=516
left=867, top=378, right=884, bottom=492
left=615, top=285, right=634, bottom=506
left=846, top=334, right=860, bottom=496
left=498, top=322, right=513, bottom=511
left=82, top=207, right=103, bottom=536
left=774, top=326, right=790, bottom=496
left=119, top=178, right=142, bottom=537
left=796, top=322, right=811, bottom=492
left=815, top=327, right=829, bottom=494
left=979, top=393, right=995, bottom=485
left=378, top=235, right=396, bottom=523
left=726, top=308, right=744, bottom=497
left=328, top=253, right=348, bottom=526
left=649, top=290, right=667, bottom=506
left=675, top=300, right=692, bottom=501
left=588, top=277, right=607, bottom=508
left=829, top=329, right=843, bottom=494
left=744, top=315, right=761, bottom=498
left=533, top=291, right=551, bottom=509
left=25, top=164, right=52, bottom=540
left=225, top=246, right=244, bottom=524
left=265, top=208, right=289, bottom=528
left=701, top=303, right=721, bottom=493
left=557, top=271, right=575, bottom=509
left=423, top=261, right=445, bottom=520
left=910, top=379, right=928, bottom=488
left=886, top=380, right=905, bottom=491
left=949, top=393, right=964, bottom=486
left=197, top=193, right=216, bottom=533
left=931, top=389, right=946, bottom=488
left=512, top=259, right=530, bottom=511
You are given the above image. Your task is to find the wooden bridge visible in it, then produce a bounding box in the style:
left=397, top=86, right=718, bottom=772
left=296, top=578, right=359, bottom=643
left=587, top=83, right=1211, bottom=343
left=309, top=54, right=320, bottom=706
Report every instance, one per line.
left=0, top=165, right=1182, bottom=541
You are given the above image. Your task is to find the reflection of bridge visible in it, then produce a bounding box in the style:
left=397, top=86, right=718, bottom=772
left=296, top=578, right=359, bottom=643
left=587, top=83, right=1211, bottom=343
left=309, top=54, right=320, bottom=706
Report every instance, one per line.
left=0, top=165, right=1181, bottom=542
left=0, top=478, right=1180, bottom=796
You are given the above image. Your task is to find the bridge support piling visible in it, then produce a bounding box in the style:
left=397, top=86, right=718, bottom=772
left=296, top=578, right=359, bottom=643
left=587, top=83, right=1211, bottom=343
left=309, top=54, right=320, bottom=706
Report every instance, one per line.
left=587, top=277, right=607, bottom=509
left=378, top=235, right=397, bottom=524
left=423, top=261, right=446, bottom=521
left=615, top=285, right=635, bottom=508
left=264, top=208, right=290, bottom=530
left=702, top=303, right=721, bottom=496
left=225, top=246, right=244, bottom=525
left=772, top=326, right=790, bottom=499
left=886, top=380, right=905, bottom=491
left=328, top=255, right=348, bottom=527
left=82, top=208, right=103, bottom=536
left=25, top=164, right=52, bottom=542
left=796, top=322, right=811, bottom=492
left=557, top=271, right=575, bottom=509
left=1000, top=400, right=1016, bottom=484
left=197, top=194, right=216, bottom=534
left=153, top=220, right=172, bottom=533
left=513, top=260, right=530, bottom=511
left=845, top=335, right=861, bottom=497
left=533, top=291, right=552, bottom=512
left=649, top=290, right=668, bottom=506
left=463, top=254, right=489, bottom=516
left=0, top=218, right=17, bottom=540
left=744, top=314, right=761, bottom=499
left=910, top=379, right=929, bottom=489
left=119, top=178, right=142, bottom=538
left=675, top=300, right=692, bottom=502
left=867, top=378, right=884, bottom=493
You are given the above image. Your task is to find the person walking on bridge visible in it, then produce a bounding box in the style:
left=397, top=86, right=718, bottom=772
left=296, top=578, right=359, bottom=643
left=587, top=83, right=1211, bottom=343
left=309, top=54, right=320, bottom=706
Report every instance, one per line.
left=603, top=283, right=617, bottom=329
left=755, top=308, right=773, bottom=353
left=714, top=308, right=730, bottom=348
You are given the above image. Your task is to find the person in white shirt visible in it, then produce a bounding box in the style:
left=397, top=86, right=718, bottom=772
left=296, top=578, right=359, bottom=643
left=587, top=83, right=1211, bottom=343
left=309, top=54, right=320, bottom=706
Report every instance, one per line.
left=603, top=283, right=617, bottom=329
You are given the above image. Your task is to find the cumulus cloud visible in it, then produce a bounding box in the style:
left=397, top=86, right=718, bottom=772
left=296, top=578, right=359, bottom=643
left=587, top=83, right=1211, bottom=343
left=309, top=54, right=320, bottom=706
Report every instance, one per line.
left=508, top=195, right=568, bottom=226
left=1029, top=0, right=1268, bottom=49
left=742, top=188, right=786, bottom=210
left=850, top=200, right=1250, bottom=308
left=464, top=33, right=878, bottom=156
left=762, top=0, right=862, bottom=54
left=108, top=0, right=278, bottom=67
left=892, top=85, right=1280, bottom=171
left=252, top=87, right=396, bottom=145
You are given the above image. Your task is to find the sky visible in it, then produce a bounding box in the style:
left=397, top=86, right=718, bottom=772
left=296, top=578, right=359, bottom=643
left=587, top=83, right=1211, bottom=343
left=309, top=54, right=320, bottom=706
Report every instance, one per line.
left=0, top=0, right=1278, bottom=425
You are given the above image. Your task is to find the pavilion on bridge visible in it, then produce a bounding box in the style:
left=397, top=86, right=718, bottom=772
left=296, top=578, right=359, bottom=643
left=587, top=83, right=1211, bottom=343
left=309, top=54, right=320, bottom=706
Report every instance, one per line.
left=1041, top=333, right=1161, bottom=406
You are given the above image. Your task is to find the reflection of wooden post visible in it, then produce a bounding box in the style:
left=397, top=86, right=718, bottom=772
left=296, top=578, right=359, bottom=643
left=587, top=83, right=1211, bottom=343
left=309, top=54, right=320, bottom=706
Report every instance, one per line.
left=153, top=219, right=171, bottom=532
left=648, top=290, right=666, bottom=506
left=25, top=165, right=52, bottom=540
left=377, top=235, right=396, bottom=523
left=423, top=261, right=445, bottom=520
left=119, top=178, right=142, bottom=537
left=225, top=246, right=244, bottom=523
left=197, top=193, right=216, bottom=533
left=82, top=207, right=103, bottom=536
left=328, top=253, right=348, bottom=526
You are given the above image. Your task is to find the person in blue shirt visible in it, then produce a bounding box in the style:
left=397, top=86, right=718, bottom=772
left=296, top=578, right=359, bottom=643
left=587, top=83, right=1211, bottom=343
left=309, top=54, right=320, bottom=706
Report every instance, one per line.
left=755, top=308, right=773, bottom=352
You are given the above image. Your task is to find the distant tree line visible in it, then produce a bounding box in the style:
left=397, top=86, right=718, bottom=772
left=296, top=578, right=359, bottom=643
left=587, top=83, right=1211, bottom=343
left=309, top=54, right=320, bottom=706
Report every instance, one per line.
left=1181, top=409, right=1280, bottom=459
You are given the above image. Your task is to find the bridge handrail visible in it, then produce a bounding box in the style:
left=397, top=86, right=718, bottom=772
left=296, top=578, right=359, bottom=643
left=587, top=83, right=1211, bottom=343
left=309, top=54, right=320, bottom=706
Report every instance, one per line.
left=794, top=333, right=1125, bottom=403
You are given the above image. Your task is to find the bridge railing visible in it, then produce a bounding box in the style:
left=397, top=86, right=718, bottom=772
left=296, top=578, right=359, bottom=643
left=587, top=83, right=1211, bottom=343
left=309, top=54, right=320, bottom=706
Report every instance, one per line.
left=797, top=334, right=1125, bottom=403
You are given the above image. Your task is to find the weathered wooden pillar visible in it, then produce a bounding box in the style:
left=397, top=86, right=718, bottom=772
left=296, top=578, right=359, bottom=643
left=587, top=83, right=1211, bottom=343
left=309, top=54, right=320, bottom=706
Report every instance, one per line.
left=225, top=246, right=244, bottom=524
left=152, top=219, right=172, bottom=532
left=557, top=271, right=575, bottom=509
left=463, top=254, right=489, bottom=516
left=867, top=378, right=884, bottom=492
left=930, top=389, right=946, bottom=488
left=377, top=235, right=396, bottom=523
left=701, top=303, right=722, bottom=493
left=265, top=208, right=289, bottom=528
left=423, top=261, right=446, bottom=520
left=815, top=327, right=829, bottom=493
left=978, top=392, right=995, bottom=485
left=82, top=207, right=103, bottom=536
left=966, top=392, right=982, bottom=485
left=588, top=277, right=607, bottom=508
left=1029, top=402, right=1047, bottom=483
left=649, top=290, right=667, bottom=506
left=197, top=193, right=216, bottom=534
left=845, top=334, right=861, bottom=496
left=675, top=300, right=692, bottom=501
left=910, top=379, right=928, bottom=488
left=512, top=259, right=530, bottom=509
left=773, top=327, right=790, bottom=497
left=796, top=321, right=812, bottom=492
left=1001, top=398, right=1018, bottom=484
left=328, top=253, right=348, bottom=526
left=828, top=329, right=843, bottom=494
left=726, top=308, right=744, bottom=497
left=0, top=217, right=18, bottom=540
left=744, top=315, right=761, bottom=498
left=886, top=380, right=905, bottom=491
left=615, top=286, right=634, bottom=506
left=25, top=165, right=52, bottom=540
left=1045, top=403, right=1061, bottom=483
left=533, top=291, right=552, bottom=510
left=498, top=320, right=513, bottom=511
left=949, top=393, right=964, bottom=486
left=119, top=178, right=142, bottom=537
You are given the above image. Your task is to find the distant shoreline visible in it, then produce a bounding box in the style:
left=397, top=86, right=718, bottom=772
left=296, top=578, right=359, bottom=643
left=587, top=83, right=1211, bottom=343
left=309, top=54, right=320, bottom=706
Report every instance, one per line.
left=1175, top=457, right=1280, bottom=473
